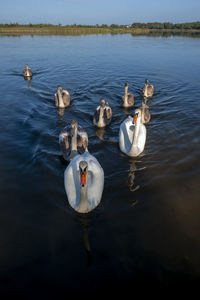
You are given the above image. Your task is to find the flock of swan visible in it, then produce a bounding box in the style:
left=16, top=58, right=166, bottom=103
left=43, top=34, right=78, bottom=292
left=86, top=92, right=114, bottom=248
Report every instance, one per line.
left=24, top=64, right=154, bottom=214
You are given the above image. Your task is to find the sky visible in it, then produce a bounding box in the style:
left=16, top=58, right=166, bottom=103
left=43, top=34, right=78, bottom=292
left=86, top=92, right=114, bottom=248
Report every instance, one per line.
left=0, top=0, right=200, bottom=25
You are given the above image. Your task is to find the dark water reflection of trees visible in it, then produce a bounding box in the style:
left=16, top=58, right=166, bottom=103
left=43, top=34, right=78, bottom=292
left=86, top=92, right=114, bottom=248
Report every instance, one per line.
left=131, top=31, right=200, bottom=38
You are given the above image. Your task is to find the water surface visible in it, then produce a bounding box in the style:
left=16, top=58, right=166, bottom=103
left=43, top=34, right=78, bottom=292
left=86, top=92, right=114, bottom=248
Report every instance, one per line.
left=0, top=34, right=200, bottom=297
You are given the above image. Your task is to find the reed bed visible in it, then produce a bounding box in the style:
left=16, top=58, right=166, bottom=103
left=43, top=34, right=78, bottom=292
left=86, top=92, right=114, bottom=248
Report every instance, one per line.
left=0, top=26, right=149, bottom=36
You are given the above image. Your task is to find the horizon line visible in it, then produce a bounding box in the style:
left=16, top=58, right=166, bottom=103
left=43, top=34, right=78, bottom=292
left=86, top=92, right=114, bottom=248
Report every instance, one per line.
left=1, top=21, right=200, bottom=26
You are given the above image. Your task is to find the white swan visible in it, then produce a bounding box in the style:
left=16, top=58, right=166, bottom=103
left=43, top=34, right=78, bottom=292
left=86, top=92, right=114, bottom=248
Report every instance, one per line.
left=93, top=98, right=112, bottom=128
left=142, top=79, right=154, bottom=99
left=54, top=85, right=70, bottom=108
left=23, top=64, right=32, bottom=78
left=64, top=151, right=104, bottom=213
left=122, top=82, right=134, bottom=108
left=59, top=120, right=88, bottom=161
left=119, top=108, right=146, bottom=157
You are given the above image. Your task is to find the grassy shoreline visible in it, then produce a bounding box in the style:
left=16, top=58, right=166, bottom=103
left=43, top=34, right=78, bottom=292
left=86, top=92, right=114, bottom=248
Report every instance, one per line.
left=0, top=26, right=149, bottom=35
left=0, top=26, right=200, bottom=36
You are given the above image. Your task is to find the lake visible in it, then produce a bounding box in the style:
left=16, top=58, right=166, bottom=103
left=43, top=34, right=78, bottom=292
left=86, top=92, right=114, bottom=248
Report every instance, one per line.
left=0, top=34, right=200, bottom=297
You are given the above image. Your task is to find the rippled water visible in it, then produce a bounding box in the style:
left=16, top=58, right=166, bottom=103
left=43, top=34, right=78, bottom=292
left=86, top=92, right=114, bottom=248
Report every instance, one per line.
left=0, top=34, right=200, bottom=296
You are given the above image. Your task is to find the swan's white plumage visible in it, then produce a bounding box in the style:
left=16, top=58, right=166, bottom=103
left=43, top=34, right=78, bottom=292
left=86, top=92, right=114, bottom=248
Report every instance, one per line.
left=119, top=114, right=146, bottom=157
left=64, top=151, right=104, bottom=213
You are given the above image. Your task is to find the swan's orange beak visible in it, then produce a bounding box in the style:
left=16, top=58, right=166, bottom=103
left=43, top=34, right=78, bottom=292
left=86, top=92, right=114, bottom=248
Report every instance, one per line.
left=80, top=171, right=87, bottom=187
left=133, top=115, right=138, bottom=124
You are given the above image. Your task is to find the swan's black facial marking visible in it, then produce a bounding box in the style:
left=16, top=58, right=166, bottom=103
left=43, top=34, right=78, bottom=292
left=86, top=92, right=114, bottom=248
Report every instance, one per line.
left=80, top=166, right=88, bottom=174
left=79, top=161, right=88, bottom=187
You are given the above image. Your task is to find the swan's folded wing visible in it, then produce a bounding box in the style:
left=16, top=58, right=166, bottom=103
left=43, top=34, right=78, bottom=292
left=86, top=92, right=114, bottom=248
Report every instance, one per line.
left=64, top=156, right=81, bottom=207
left=28, top=69, right=32, bottom=76
left=128, top=93, right=134, bottom=105
left=103, top=108, right=109, bottom=125
left=54, top=93, right=59, bottom=107
left=93, top=106, right=100, bottom=124
left=146, top=85, right=154, bottom=97
left=144, top=108, right=151, bottom=123
left=105, top=106, right=112, bottom=122
left=64, top=164, right=77, bottom=206
left=59, top=130, right=71, bottom=159
left=138, top=124, right=146, bottom=151
left=119, top=117, right=135, bottom=154
left=149, top=84, right=154, bottom=91
left=77, top=128, right=88, bottom=153
left=87, top=156, right=104, bottom=206
left=119, top=123, right=125, bottom=153
left=62, top=91, right=70, bottom=106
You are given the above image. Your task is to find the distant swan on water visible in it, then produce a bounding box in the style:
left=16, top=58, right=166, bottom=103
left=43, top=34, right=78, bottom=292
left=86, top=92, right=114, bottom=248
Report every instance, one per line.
left=23, top=64, right=32, bottom=78
left=142, top=79, right=154, bottom=100
left=93, top=98, right=112, bottom=128
left=122, top=82, right=134, bottom=108
left=139, top=101, right=151, bottom=124
left=59, top=120, right=88, bottom=161
left=54, top=85, right=70, bottom=108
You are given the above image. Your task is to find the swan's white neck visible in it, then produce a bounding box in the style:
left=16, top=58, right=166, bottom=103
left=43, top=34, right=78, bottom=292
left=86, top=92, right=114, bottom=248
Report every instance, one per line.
left=132, top=118, right=140, bottom=145
left=78, top=177, right=89, bottom=213
left=71, top=127, right=78, bottom=151
left=57, top=89, right=65, bottom=108
left=128, top=117, right=141, bottom=155
left=124, top=86, right=129, bottom=105
left=144, top=84, right=148, bottom=98
left=98, top=107, right=105, bottom=127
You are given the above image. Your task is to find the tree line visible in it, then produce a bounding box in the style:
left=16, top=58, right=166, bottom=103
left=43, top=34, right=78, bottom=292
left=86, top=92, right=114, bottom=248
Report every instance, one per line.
left=0, top=22, right=200, bottom=30
left=131, top=22, right=200, bottom=30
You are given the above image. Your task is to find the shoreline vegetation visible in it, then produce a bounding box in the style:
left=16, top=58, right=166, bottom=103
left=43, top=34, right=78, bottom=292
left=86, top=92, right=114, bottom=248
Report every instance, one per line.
left=0, top=22, right=200, bottom=37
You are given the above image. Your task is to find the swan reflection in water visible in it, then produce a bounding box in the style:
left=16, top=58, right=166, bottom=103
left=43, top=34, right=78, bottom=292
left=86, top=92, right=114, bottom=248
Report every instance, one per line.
left=63, top=203, right=93, bottom=266
left=80, top=214, right=92, bottom=267
left=56, top=108, right=65, bottom=128
left=70, top=203, right=104, bottom=267
left=128, top=159, right=140, bottom=192
left=24, top=75, right=32, bottom=88
left=127, top=159, right=141, bottom=206
left=67, top=202, right=104, bottom=267
left=58, top=106, right=71, bottom=120
left=56, top=107, right=71, bottom=128
left=58, top=107, right=65, bottom=120
left=96, top=127, right=105, bottom=141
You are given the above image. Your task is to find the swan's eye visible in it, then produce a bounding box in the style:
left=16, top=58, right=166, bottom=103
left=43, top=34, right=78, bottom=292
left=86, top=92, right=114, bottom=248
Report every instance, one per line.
left=83, top=166, right=87, bottom=172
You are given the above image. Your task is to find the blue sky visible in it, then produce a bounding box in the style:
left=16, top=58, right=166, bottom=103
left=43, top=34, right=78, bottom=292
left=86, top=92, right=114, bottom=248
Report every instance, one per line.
left=1, top=0, right=200, bottom=25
